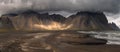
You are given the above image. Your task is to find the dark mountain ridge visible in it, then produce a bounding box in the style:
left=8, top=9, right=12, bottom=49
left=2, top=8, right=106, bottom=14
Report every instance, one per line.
left=0, top=11, right=119, bottom=31
left=65, top=11, right=117, bottom=30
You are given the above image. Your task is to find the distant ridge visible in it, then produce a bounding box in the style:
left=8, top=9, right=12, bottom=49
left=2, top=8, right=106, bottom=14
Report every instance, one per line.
left=0, top=10, right=119, bottom=31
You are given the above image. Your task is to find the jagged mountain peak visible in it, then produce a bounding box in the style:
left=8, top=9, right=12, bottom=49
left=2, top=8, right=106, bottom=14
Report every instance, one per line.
left=66, top=11, right=116, bottom=30
left=0, top=11, right=119, bottom=31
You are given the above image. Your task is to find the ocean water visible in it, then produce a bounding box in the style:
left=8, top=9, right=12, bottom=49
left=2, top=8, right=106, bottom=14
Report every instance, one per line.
left=78, top=31, right=120, bottom=45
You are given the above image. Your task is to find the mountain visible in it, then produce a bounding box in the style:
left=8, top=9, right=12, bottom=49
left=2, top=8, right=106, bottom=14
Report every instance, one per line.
left=109, top=22, right=120, bottom=30
left=0, top=13, right=17, bottom=31
left=65, top=11, right=116, bottom=30
left=0, top=11, right=119, bottom=31
left=50, top=14, right=66, bottom=23
left=0, top=10, right=66, bottom=31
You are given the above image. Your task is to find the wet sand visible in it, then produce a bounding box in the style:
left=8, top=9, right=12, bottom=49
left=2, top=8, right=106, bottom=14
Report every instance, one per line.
left=0, top=31, right=120, bottom=52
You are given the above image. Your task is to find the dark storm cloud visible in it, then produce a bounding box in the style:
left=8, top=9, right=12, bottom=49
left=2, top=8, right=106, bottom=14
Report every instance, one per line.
left=0, top=0, right=120, bottom=14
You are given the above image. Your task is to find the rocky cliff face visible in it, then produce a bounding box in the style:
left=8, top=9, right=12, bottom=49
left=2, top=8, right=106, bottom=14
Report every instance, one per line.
left=66, top=11, right=114, bottom=30
left=109, top=22, right=120, bottom=30
left=0, top=10, right=66, bottom=31
left=0, top=11, right=119, bottom=31
left=0, top=14, right=17, bottom=31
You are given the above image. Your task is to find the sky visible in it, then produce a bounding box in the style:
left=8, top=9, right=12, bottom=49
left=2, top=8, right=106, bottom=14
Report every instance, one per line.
left=0, top=0, right=119, bottom=14
left=0, top=0, right=120, bottom=27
